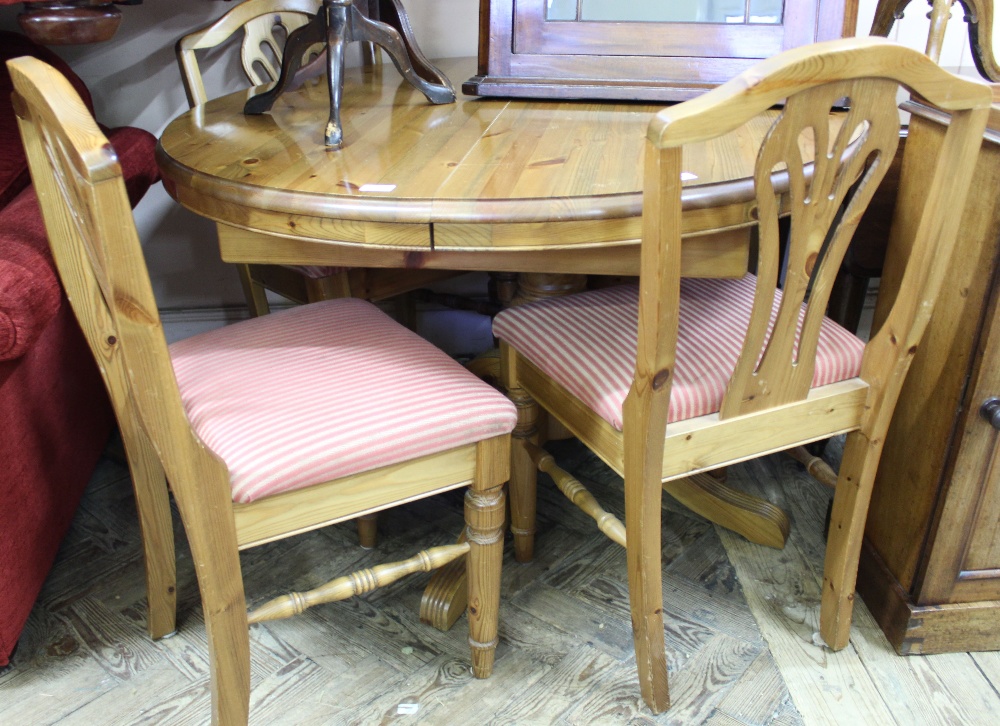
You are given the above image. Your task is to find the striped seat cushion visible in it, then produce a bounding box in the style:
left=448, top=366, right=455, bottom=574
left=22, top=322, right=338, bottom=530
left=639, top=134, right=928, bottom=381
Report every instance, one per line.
left=170, top=298, right=517, bottom=503
left=493, top=274, right=865, bottom=431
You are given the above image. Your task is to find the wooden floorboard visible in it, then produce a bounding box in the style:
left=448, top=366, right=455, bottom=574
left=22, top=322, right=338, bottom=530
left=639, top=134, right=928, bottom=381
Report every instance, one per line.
left=2, top=437, right=1000, bottom=724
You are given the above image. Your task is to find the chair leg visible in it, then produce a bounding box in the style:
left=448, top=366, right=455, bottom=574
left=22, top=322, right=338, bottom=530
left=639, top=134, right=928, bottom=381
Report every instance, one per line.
left=507, top=385, right=539, bottom=563
left=118, top=409, right=177, bottom=639
left=465, top=436, right=508, bottom=678
left=182, top=502, right=251, bottom=725
left=356, top=513, right=378, bottom=549
left=201, top=578, right=251, bottom=726
left=820, top=429, right=881, bottom=650
left=623, top=402, right=671, bottom=713
left=236, top=263, right=270, bottom=317
left=623, top=469, right=671, bottom=711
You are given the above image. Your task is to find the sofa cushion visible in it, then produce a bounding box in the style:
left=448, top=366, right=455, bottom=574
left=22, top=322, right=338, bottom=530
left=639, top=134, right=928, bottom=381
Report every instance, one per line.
left=0, top=125, right=159, bottom=362
left=1, top=31, right=95, bottom=209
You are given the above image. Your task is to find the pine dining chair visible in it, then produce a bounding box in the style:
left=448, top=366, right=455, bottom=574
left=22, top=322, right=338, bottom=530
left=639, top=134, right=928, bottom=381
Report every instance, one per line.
left=10, top=55, right=515, bottom=726
left=175, top=0, right=457, bottom=322
left=493, top=37, right=991, bottom=713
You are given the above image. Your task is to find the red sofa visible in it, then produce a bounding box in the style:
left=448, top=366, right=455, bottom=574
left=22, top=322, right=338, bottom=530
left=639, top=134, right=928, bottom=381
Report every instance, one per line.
left=0, top=31, right=160, bottom=667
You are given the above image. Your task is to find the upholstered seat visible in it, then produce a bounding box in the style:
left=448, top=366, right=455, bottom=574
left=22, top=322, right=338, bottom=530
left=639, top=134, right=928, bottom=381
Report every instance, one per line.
left=494, top=274, right=864, bottom=430
left=172, top=297, right=516, bottom=503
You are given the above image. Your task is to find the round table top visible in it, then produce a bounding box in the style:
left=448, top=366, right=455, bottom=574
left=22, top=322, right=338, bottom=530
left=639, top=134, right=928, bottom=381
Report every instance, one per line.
left=157, top=57, right=784, bottom=231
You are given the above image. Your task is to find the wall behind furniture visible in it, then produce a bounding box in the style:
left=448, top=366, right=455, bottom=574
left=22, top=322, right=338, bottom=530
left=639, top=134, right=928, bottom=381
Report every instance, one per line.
left=0, top=0, right=992, bottom=314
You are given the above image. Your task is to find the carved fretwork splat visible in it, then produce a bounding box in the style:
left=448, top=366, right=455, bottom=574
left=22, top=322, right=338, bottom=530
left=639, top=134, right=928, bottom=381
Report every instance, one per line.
left=243, top=0, right=455, bottom=148
left=720, top=80, right=901, bottom=418
left=240, top=11, right=317, bottom=85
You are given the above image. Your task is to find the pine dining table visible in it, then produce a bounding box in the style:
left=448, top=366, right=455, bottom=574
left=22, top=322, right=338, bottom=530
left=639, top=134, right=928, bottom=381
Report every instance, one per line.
left=154, top=57, right=801, bottom=290
left=156, top=55, right=830, bottom=631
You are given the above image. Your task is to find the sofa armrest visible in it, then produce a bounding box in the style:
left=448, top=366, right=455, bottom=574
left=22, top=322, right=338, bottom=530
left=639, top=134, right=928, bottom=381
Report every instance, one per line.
left=1, top=30, right=95, bottom=208
left=0, top=187, right=60, bottom=362
left=105, top=125, right=161, bottom=209
left=0, top=125, right=159, bottom=363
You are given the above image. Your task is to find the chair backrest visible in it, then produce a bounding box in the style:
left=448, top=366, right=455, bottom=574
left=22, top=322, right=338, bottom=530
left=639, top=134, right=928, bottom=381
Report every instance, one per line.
left=9, top=56, right=231, bottom=508
left=177, top=0, right=323, bottom=107
left=636, top=37, right=990, bottom=427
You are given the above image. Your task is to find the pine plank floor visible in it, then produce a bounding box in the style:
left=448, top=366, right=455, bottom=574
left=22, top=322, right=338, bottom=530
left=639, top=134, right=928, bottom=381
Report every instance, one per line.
left=2, top=436, right=999, bottom=725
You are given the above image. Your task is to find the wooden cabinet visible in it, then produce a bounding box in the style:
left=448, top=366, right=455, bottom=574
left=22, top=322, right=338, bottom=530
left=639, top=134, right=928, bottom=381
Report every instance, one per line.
left=857, top=100, right=1000, bottom=655
left=464, top=0, right=858, bottom=101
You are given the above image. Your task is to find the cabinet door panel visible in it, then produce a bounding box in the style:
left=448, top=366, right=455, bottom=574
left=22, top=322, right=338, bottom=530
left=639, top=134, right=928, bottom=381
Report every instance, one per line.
left=919, top=267, right=1000, bottom=604
left=966, top=447, right=1000, bottom=570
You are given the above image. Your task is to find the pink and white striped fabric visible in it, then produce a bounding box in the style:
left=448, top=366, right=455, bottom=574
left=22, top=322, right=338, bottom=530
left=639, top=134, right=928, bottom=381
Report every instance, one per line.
left=170, top=298, right=516, bottom=504
left=493, top=274, right=865, bottom=431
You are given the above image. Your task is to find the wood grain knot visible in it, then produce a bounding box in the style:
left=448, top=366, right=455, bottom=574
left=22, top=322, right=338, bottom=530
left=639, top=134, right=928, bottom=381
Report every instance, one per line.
left=653, top=369, right=672, bottom=390
left=114, top=293, right=157, bottom=325
left=529, top=157, right=567, bottom=168
left=11, top=92, right=27, bottom=119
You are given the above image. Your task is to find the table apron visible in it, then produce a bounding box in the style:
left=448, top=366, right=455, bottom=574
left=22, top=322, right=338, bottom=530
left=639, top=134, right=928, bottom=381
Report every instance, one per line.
left=215, top=224, right=751, bottom=278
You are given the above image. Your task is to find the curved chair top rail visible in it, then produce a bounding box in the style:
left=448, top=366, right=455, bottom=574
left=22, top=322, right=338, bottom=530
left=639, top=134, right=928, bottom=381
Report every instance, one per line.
left=649, top=37, right=993, bottom=148
left=177, top=0, right=322, bottom=52
left=176, top=0, right=323, bottom=107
